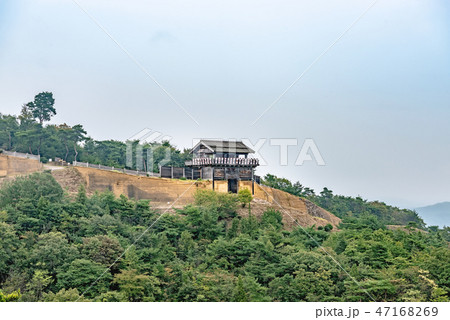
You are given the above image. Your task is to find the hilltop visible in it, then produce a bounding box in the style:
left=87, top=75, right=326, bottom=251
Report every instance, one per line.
left=49, top=164, right=341, bottom=229
left=0, top=153, right=340, bottom=229
left=0, top=97, right=431, bottom=230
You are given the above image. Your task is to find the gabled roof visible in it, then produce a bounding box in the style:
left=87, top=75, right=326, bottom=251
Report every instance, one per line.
left=190, top=140, right=255, bottom=154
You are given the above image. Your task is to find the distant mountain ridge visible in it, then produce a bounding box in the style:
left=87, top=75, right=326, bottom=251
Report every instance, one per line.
left=415, top=202, right=450, bottom=228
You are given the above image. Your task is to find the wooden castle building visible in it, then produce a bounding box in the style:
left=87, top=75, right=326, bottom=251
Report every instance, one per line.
left=185, top=140, right=259, bottom=194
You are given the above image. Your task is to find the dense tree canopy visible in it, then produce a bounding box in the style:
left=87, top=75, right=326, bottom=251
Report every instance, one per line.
left=262, top=174, right=426, bottom=228
left=0, top=173, right=447, bottom=302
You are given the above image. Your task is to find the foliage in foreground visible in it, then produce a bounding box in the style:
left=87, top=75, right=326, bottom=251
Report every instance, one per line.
left=0, top=173, right=448, bottom=302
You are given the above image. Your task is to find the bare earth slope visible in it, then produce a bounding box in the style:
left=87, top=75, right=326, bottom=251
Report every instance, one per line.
left=54, top=166, right=340, bottom=228
left=249, top=185, right=341, bottom=229
left=0, top=155, right=341, bottom=228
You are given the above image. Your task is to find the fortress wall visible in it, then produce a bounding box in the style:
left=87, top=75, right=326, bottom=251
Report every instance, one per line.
left=74, top=167, right=341, bottom=227
left=76, top=167, right=210, bottom=208
left=0, top=154, right=341, bottom=227
left=214, top=180, right=228, bottom=193
left=0, top=154, right=43, bottom=177
left=0, top=154, right=341, bottom=228
left=238, top=180, right=253, bottom=192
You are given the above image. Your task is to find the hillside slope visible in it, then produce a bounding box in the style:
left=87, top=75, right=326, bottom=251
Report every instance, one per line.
left=0, top=155, right=340, bottom=229
left=50, top=166, right=340, bottom=229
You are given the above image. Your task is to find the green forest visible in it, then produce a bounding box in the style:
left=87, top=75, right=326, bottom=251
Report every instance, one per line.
left=0, top=173, right=448, bottom=302
left=0, top=92, right=449, bottom=302
left=262, top=174, right=427, bottom=227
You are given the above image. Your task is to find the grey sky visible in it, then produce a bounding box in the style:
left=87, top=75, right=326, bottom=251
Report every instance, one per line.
left=0, top=0, right=449, bottom=208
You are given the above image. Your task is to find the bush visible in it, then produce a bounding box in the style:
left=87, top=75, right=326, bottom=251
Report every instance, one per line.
left=0, top=172, right=63, bottom=207
left=194, top=189, right=238, bottom=218
left=0, top=289, right=21, bottom=302
left=261, top=209, right=283, bottom=230
left=238, top=189, right=253, bottom=208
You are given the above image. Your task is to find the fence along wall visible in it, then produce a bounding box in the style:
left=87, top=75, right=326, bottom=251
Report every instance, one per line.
left=0, top=149, right=261, bottom=183
left=1, top=150, right=40, bottom=161
left=160, top=165, right=261, bottom=183
left=160, top=166, right=212, bottom=180
left=159, top=166, right=191, bottom=179
left=70, top=163, right=196, bottom=180
left=72, top=161, right=160, bottom=177
left=72, top=163, right=200, bottom=180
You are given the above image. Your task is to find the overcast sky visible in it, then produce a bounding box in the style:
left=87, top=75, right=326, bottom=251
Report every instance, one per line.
left=0, top=0, right=449, bottom=208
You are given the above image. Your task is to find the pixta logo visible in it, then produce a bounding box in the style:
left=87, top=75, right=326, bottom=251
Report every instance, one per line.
left=191, top=138, right=325, bottom=167
left=126, top=128, right=172, bottom=171
left=242, top=138, right=325, bottom=166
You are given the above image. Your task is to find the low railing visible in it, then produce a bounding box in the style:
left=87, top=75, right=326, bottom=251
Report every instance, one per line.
left=0, top=149, right=40, bottom=161
left=72, top=161, right=160, bottom=177
left=186, top=157, right=259, bottom=167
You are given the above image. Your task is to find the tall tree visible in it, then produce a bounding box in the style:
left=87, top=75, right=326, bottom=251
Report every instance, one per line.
left=71, top=124, right=87, bottom=162
left=0, top=114, right=19, bottom=150
left=18, top=104, right=35, bottom=128
left=24, top=92, right=56, bottom=155
left=56, top=123, right=72, bottom=161
left=26, top=92, right=56, bottom=125
left=15, top=122, right=40, bottom=154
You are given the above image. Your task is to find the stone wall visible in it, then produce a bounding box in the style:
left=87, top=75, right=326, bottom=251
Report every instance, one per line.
left=0, top=154, right=43, bottom=177
left=0, top=155, right=341, bottom=228
left=75, top=167, right=208, bottom=208
left=74, top=166, right=340, bottom=228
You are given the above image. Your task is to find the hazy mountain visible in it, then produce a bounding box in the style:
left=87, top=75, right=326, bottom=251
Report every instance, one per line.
left=415, top=202, right=450, bottom=228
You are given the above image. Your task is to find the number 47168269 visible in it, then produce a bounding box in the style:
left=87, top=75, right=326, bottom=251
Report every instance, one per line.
left=375, top=307, right=438, bottom=317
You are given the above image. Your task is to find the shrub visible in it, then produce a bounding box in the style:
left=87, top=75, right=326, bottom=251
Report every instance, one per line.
left=194, top=189, right=238, bottom=219
left=0, top=289, right=21, bottom=302
left=0, top=172, right=63, bottom=207
left=238, top=189, right=253, bottom=208
left=261, top=209, right=283, bottom=230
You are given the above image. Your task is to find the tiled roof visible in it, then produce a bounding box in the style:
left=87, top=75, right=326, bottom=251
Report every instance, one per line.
left=191, top=140, right=255, bottom=154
